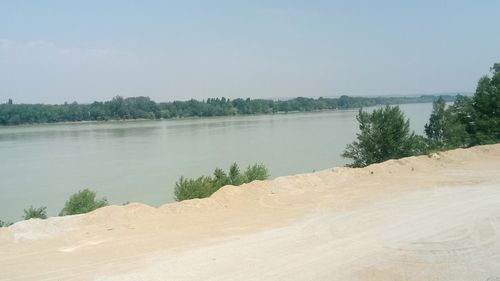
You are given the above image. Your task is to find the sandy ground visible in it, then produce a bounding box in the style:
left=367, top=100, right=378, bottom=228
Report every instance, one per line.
left=1, top=144, right=500, bottom=281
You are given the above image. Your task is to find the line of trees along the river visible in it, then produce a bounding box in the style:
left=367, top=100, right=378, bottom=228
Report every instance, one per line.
left=0, top=95, right=457, bottom=126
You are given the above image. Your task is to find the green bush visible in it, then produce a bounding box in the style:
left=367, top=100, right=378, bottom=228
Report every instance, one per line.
left=59, top=189, right=108, bottom=216
left=23, top=206, right=47, bottom=220
left=174, top=163, right=270, bottom=201
left=174, top=176, right=216, bottom=201
left=0, top=220, right=13, bottom=227
left=342, top=106, right=425, bottom=168
left=244, top=163, right=270, bottom=182
left=228, top=163, right=244, bottom=185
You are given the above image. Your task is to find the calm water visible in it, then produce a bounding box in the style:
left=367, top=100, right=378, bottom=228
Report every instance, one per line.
left=0, top=103, right=434, bottom=222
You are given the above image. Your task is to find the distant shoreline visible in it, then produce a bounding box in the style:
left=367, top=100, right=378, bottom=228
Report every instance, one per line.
left=0, top=94, right=458, bottom=127
left=0, top=101, right=435, bottom=128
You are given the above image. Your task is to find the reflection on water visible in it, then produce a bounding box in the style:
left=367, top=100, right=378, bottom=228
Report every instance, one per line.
left=0, top=103, right=434, bottom=221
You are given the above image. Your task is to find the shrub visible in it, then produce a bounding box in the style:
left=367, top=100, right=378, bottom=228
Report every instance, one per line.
left=212, top=168, right=230, bottom=187
left=174, top=176, right=215, bottom=201
left=0, top=220, right=13, bottom=227
left=228, top=163, right=244, bottom=185
left=59, top=189, right=108, bottom=216
left=23, top=206, right=47, bottom=220
left=244, top=163, right=270, bottom=182
left=174, top=163, right=270, bottom=201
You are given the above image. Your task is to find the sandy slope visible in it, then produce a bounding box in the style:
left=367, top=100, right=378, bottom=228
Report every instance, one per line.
left=1, top=144, right=500, bottom=281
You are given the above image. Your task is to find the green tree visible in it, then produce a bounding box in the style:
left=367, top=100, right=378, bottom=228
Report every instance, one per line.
left=59, top=189, right=108, bottom=216
left=23, top=206, right=48, bottom=220
left=470, top=64, right=500, bottom=144
left=425, top=97, right=447, bottom=146
left=425, top=97, right=469, bottom=149
left=342, top=106, right=424, bottom=168
left=449, top=95, right=474, bottom=129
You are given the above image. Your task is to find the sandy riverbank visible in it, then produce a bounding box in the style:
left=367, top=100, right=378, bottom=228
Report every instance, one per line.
left=1, top=144, right=500, bottom=281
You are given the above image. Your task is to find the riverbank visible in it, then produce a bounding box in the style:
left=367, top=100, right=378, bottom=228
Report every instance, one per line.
left=1, top=144, right=499, bottom=280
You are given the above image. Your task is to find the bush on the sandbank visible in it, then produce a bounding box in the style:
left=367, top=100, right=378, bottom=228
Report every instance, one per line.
left=174, top=163, right=270, bottom=202
left=59, top=189, right=108, bottom=216
left=0, top=220, right=13, bottom=227
left=23, top=205, right=48, bottom=220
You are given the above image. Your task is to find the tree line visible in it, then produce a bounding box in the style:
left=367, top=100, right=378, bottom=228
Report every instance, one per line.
left=342, top=63, right=500, bottom=167
left=0, top=95, right=456, bottom=126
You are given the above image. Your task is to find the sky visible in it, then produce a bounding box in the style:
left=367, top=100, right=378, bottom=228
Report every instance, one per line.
left=1, top=1, right=499, bottom=104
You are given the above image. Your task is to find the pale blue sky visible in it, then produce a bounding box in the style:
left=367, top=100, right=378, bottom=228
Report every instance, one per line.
left=1, top=1, right=499, bottom=103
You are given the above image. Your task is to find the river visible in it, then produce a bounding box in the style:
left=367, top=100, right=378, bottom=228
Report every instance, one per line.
left=0, top=103, right=434, bottom=222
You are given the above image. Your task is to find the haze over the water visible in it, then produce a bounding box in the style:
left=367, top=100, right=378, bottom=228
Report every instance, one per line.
left=1, top=1, right=499, bottom=104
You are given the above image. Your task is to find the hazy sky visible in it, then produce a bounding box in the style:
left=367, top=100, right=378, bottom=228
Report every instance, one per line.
left=1, top=1, right=499, bottom=103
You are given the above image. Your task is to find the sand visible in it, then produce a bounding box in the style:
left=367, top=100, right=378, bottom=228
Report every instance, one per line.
left=1, top=144, right=500, bottom=281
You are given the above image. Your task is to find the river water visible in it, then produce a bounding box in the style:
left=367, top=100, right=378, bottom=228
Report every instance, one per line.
left=0, top=103, right=434, bottom=222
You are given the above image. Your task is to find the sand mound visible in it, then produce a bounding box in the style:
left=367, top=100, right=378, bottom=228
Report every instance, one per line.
left=1, top=144, right=499, bottom=281
left=7, top=215, right=83, bottom=241
left=3, top=144, right=499, bottom=237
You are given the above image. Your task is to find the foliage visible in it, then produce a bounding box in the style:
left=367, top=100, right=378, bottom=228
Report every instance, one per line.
left=173, top=176, right=216, bottom=201
left=0, top=95, right=456, bottom=126
left=423, top=63, right=500, bottom=149
left=0, top=220, right=13, bottom=227
left=342, top=106, right=425, bottom=168
left=23, top=206, right=48, bottom=220
left=424, top=97, right=470, bottom=149
left=469, top=65, right=500, bottom=144
left=243, top=163, right=270, bottom=182
left=59, top=189, right=108, bottom=216
left=344, top=62, right=499, bottom=168
left=425, top=97, right=447, bottom=145
left=174, top=163, right=270, bottom=201
left=213, top=168, right=231, bottom=187
left=228, top=163, right=244, bottom=185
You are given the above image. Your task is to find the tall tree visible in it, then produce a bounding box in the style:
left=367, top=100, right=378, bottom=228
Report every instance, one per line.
left=425, top=97, right=447, bottom=146
left=471, top=64, right=500, bottom=144
left=425, top=97, right=469, bottom=149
